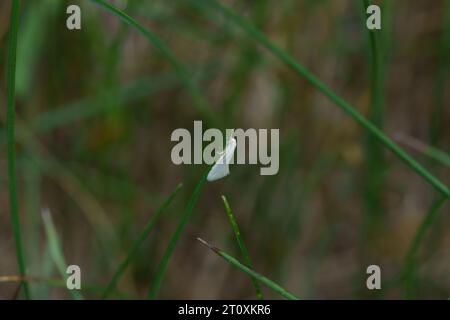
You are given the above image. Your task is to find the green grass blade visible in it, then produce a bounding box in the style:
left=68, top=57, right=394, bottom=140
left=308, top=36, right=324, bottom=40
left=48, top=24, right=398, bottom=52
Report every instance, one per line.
left=6, top=0, right=30, bottom=300
left=363, top=0, right=384, bottom=126
left=196, top=0, right=450, bottom=199
left=148, top=172, right=208, bottom=299
left=402, top=196, right=447, bottom=299
left=362, top=0, right=385, bottom=224
left=90, top=0, right=216, bottom=124
left=197, top=238, right=299, bottom=300
left=222, top=195, right=263, bottom=299
left=42, top=209, right=84, bottom=300
left=102, top=183, right=183, bottom=299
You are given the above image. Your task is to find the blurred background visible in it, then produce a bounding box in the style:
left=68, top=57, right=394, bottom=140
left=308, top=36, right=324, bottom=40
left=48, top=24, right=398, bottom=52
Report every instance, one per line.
left=0, top=0, right=449, bottom=299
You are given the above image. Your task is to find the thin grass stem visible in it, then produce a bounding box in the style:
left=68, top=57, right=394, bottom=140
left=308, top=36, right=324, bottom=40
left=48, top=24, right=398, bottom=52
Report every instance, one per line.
left=197, top=238, right=299, bottom=300
left=6, top=0, right=30, bottom=300
left=362, top=0, right=385, bottom=225
left=148, top=172, right=208, bottom=299
left=222, top=195, right=263, bottom=299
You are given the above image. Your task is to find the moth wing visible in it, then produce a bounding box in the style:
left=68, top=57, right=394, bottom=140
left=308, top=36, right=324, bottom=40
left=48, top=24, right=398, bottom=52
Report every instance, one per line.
left=223, top=138, right=237, bottom=165
left=207, top=162, right=230, bottom=182
left=207, top=138, right=236, bottom=182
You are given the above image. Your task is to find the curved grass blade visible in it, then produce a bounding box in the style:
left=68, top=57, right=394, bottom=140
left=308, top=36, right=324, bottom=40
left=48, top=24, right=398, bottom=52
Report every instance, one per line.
left=42, top=209, right=83, bottom=300
left=90, top=0, right=216, bottom=125
left=148, top=172, right=208, bottom=299
left=6, top=0, right=30, bottom=300
left=197, top=238, right=299, bottom=300
left=102, top=183, right=183, bottom=299
left=222, top=195, right=263, bottom=299
left=402, top=196, right=447, bottom=298
left=195, top=0, right=450, bottom=199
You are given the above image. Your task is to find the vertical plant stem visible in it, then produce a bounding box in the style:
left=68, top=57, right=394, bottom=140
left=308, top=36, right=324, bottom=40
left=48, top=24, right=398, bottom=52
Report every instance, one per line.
left=102, top=183, right=183, bottom=299
left=148, top=172, right=208, bottom=299
left=6, top=0, right=30, bottom=300
left=362, top=0, right=385, bottom=229
left=222, top=195, right=263, bottom=299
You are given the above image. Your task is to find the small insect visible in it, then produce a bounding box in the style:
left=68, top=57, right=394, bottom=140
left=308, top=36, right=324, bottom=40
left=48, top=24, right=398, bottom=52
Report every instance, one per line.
left=207, top=137, right=237, bottom=182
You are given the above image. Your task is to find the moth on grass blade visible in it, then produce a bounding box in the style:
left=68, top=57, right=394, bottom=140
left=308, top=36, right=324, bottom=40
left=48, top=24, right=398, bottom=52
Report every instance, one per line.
left=207, top=131, right=237, bottom=182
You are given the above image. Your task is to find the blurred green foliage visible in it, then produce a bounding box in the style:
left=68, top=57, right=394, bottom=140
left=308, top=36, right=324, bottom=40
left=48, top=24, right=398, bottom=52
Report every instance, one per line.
left=0, top=0, right=449, bottom=299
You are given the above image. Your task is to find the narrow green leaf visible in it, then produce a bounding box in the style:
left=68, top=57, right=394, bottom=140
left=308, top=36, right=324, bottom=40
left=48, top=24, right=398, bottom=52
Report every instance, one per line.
left=361, top=0, right=386, bottom=224
left=6, top=0, right=30, bottom=300
left=222, top=195, right=263, bottom=299
left=197, top=238, right=299, bottom=300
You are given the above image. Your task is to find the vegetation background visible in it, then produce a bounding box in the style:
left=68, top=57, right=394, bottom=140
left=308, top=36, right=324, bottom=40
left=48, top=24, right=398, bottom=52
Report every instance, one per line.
left=0, top=0, right=449, bottom=299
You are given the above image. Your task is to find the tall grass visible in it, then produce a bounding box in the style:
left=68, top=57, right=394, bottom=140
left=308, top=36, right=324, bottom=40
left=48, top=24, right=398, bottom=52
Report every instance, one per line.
left=194, top=0, right=449, bottom=199
left=88, top=1, right=449, bottom=299
left=102, top=183, right=183, bottom=299
left=3, top=0, right=448, bottom=300
left=6, top=0, right=30, bottom=300
left=197, top=238, right=299, bottom=300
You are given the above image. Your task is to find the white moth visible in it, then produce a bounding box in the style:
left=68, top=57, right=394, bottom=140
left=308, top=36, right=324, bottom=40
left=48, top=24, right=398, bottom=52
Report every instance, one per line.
left=207, top=137, right=237, bottom=182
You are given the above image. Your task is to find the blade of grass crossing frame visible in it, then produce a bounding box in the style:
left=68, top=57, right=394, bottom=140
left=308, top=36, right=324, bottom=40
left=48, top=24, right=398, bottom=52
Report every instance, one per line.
left=195, top=0, right=450, bottom=199
left=6, top=0, right=30, bottom=300
left=222, top=196, right=263, bottom=299
left=102, top=183, right=183, bottom=299
left=197, top=238, right=299, bottom=300
left=148, top=172, right=208, bottom=299
left=42, top=209, right=83, bottom=300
